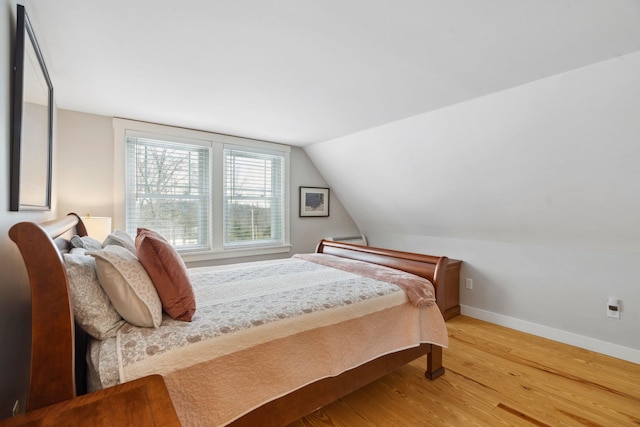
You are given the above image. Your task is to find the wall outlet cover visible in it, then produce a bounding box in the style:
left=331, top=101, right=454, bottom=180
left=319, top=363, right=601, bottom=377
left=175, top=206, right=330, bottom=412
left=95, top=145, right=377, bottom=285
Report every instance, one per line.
left=607, top=298, right=621, bottom=319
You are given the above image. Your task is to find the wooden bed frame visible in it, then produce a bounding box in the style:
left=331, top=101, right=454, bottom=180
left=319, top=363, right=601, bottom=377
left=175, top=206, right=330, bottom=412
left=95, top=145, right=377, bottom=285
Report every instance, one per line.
left=10, top=213, right=448, bottom=426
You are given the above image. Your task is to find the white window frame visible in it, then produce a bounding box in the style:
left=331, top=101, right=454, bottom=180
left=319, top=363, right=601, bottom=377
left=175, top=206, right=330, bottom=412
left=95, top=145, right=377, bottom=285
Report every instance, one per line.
left=114, top=118, right=291, bottom=261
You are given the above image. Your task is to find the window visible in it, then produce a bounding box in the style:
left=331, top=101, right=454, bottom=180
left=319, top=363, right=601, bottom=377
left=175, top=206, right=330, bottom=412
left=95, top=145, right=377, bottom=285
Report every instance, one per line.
left=224, top=147, right=285, bottom=248
left=115, top=119, right=290, bottom=260
left=125, top=136, right=210, bottom=251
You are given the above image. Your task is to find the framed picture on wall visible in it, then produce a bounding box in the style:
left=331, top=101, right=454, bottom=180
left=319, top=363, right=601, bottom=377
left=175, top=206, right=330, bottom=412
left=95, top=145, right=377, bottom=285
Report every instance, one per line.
left=299, top=186, right=330, bottom=217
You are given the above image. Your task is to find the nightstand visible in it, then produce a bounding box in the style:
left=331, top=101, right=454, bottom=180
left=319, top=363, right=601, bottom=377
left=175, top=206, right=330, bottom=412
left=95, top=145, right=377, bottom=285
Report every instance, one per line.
left=0, top=375, right=181, bottom=426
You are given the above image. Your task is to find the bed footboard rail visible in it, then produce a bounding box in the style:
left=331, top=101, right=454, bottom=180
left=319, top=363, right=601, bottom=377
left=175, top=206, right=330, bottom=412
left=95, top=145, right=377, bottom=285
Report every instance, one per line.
left=315, top=239, right=449, bottom=314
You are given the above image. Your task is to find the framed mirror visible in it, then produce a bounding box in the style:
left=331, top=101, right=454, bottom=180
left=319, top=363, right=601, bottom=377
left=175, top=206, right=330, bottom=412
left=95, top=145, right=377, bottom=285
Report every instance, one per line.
left=10, top=5, right=53, bottom=211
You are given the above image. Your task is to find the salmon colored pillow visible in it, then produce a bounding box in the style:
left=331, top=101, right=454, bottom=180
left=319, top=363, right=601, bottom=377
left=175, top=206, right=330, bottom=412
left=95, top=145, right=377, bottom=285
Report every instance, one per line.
left=135, top=228, right=196, bottom=321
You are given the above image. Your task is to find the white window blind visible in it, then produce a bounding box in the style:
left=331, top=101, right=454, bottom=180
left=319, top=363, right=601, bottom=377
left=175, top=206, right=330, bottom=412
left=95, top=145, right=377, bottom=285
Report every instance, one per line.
left=125, top=136, right=210, bottom=251
left=223, top=147, right=285, bottom=248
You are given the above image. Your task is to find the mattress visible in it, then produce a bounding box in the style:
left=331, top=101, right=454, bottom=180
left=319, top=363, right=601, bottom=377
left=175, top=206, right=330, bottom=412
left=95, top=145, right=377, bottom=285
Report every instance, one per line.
left=88, top=255, right=448, bottom=426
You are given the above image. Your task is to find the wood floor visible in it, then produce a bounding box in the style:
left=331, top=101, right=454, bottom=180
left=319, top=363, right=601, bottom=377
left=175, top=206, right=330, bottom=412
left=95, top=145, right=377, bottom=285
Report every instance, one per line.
left=288, top=316, right=640, bottom=426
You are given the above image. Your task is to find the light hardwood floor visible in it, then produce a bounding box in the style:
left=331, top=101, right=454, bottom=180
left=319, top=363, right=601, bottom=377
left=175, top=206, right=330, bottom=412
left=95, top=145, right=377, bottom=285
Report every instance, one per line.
left=289, top=316, right=640, bottom=426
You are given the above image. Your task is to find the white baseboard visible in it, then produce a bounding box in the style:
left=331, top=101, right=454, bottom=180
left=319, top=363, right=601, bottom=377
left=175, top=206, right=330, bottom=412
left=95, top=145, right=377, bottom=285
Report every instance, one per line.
left=460, top=305, right=640, bottom=365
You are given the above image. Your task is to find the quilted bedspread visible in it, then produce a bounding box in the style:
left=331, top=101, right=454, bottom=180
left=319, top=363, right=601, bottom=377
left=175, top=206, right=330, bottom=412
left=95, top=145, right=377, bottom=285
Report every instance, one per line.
left=88, top=255, right=448, bottom=426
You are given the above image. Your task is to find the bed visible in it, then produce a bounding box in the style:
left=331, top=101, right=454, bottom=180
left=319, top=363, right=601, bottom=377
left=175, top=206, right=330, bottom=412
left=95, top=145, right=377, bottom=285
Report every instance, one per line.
left=10, top=213, right=450, bottom=426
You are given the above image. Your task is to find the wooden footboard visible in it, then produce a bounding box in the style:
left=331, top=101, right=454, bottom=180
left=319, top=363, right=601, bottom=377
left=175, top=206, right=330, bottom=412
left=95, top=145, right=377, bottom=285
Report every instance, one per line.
left=316, top=239, right=450, bottom=316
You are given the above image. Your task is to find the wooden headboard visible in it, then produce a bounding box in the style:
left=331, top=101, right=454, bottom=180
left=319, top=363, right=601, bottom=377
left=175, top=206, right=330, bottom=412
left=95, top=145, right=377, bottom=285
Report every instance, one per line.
left=9, top=213, right=88, bottom=411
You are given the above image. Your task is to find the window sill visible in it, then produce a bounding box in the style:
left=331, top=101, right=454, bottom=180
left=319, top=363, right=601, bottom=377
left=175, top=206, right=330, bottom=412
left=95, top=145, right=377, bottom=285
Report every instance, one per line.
left=180, top=244, right=292, bottom=263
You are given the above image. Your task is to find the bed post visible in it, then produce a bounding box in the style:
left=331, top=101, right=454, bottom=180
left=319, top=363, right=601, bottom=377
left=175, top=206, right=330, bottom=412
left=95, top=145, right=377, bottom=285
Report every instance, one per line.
left=431, top=256, right=448, bottom=316
left=426, top=345, right=445, bottom=380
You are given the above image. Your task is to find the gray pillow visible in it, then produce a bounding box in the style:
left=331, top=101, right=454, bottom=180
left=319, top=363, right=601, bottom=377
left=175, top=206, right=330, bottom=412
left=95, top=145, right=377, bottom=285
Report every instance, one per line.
left=70, top=235, right=103, bottom=251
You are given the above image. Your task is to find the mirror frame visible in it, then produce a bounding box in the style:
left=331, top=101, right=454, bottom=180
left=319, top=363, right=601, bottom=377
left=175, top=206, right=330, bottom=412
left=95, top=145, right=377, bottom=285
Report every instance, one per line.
left=10, top=5, right=53, bottom=211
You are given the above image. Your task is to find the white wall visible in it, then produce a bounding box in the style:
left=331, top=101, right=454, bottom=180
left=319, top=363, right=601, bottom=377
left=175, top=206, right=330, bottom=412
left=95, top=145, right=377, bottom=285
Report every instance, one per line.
left=57, top=110, right=114, bottom=217
left=306, top=51, right=640, bottom=362
left=56, top=110, right=361, bottom=264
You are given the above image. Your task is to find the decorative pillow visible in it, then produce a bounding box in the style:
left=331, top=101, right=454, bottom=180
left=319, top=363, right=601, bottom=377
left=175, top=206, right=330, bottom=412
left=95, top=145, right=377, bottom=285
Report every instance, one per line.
left=136, top=228, right=196, bottom=321
left=63, top=250, right=125, bottom=339
left=88, top=245, right=162, bottom=328
left=102, top=230, right=136, bottom=255
left=70, top=235, right=103, bottom=251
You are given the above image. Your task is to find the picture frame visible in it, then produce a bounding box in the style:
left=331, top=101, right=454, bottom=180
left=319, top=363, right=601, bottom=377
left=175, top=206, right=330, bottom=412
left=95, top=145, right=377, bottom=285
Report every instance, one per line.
left=299, top=186, right=330, bottom=217
left=10, top=5, right=53, bottom=211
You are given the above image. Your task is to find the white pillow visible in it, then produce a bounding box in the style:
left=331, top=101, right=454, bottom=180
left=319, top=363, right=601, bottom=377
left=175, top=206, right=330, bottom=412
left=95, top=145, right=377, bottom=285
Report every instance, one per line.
left=102, top=230, right=136, bottom=255
left=63, top=249, right=125, bottom=339
left=88, top=245, right=162, bottom=328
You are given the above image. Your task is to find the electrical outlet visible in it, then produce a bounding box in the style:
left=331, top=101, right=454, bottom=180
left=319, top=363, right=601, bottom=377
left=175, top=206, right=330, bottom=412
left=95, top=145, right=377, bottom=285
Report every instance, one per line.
left=12, top=400, right=18, bottom=417
left=465, top=278, right=473, bottom=290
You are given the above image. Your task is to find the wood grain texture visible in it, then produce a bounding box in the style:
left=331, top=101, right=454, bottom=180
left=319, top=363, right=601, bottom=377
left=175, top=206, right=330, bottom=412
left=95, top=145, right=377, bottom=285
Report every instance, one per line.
left=0, top=375, right=181, bottom=427
left=8, top=215, right=82, bottom=410
left=316, top=240, right=449, bottom=316
left=289, top=316, right=640, bottom=426
left=443, top=259, right=461, bottom=320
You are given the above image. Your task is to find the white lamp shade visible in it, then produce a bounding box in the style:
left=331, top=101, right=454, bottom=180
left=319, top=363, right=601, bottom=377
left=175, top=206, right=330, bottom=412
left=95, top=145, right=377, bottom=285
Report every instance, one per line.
left=81, top=216, right=112, bottom=242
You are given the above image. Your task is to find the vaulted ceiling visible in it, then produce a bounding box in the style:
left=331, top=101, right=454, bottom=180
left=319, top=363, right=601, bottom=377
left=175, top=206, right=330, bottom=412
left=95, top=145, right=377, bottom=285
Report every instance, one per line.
left=24, top=0, right=640, bottom=146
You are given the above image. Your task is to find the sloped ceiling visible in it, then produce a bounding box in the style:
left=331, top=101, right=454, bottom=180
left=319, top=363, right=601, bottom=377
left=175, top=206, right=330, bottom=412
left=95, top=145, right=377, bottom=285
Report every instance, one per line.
left=306, top=49, right=640, bottom=250
left=23, top=0, right=640, bottom=146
